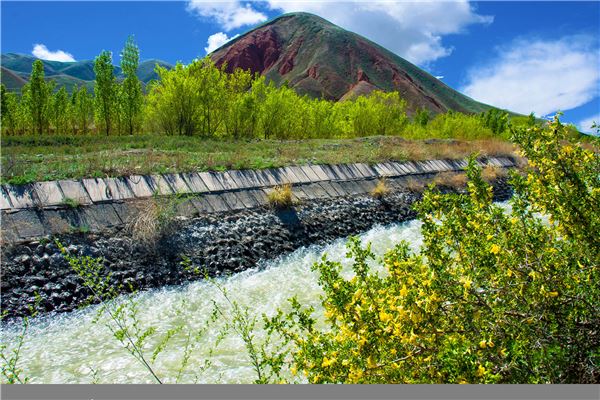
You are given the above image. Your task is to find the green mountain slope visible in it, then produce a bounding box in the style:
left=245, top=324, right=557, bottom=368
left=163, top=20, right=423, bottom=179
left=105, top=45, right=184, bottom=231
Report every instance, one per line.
left=0, top=67, right=27, bottom=92
left=210, top=12, right=491, bottom=114
left=0, top=53, right=173, bottom=93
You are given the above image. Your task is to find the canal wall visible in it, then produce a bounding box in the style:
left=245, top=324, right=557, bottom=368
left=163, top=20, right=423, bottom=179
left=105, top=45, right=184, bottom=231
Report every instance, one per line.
left=1, top=157, right=517, bottom=319
left=1, top=157, right=515, bottom=244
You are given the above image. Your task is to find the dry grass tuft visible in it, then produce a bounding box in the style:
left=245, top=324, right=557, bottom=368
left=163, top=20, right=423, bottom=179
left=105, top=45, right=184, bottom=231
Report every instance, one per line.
left=371, top=178, right=390, bottom=199
left=126, top=200, right=161, bottom=246
left=267, top=184, right=294, bottom=208
left=433, top=172, right=468, bottom=189
left=125, top=198, right=179, bottom=247
left=481, top=165, right=507, bottom=183
left=404, top=178, right=426, bottom=193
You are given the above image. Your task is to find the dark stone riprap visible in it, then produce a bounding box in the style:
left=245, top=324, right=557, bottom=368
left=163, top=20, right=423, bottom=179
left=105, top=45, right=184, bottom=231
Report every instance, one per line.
left=1, top=177, right=512, bottom=320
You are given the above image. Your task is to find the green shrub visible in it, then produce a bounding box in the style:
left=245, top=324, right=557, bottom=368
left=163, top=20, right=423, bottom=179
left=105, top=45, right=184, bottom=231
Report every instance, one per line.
left=270, top=116, right=599, bottom=383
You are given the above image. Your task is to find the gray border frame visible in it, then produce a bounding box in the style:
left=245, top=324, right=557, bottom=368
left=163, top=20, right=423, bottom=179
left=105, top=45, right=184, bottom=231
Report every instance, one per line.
left=2, top=384, right=599, bottom=400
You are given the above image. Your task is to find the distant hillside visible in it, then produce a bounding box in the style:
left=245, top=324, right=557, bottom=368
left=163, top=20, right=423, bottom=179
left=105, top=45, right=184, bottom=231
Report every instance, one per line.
left=210, top=12, right=491, bottom=114
left=0, top=53, right=172, bottom=93
left=0, top=67, right=27, bottom=91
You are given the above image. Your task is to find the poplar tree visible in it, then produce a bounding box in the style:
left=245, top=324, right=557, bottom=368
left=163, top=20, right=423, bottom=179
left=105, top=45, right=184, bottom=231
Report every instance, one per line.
left=69, top=87, right=79, bottom=134
left=51, top=86, right=69, bottom=134
left=94, top=50, right=116, bottom=135
left=1, top=84, right=7, bottom=120
left=23, top=60, right=53, bottom=134
left=0, top=84, right=18, bottom=135
left=74, top=86, right=94, bottom=134
left=120, top=35, right=143, bottom=135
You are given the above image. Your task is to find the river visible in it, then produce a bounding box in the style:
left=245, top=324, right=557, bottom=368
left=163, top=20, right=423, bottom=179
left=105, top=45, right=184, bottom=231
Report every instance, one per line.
left=2, top=217, right=428, bottom=383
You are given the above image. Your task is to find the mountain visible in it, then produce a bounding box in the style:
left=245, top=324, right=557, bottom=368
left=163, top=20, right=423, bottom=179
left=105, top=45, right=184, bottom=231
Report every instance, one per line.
left=0, top=53, right=172, bottom=92
left=210, top=12, right=490, bottom=114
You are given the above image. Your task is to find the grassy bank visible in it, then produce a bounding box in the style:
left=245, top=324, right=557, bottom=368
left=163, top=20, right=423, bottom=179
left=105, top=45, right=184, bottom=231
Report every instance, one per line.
left=1, top=134, right=516, bottom=184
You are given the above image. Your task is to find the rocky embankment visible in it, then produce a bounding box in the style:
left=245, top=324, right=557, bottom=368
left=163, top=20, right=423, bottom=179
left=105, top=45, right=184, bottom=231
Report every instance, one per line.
left=1, top=177, right=512, bottom=320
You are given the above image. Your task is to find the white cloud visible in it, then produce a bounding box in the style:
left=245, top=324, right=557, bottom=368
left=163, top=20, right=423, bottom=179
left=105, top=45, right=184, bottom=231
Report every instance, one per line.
left=578, top=114, right=600, bottom=135
left=461, top=36, right=600, bottom=116
left=205, top=32, right=240, bottom=53
left=187, top=0, right=491, bottom=65
left=435, top=76, right=444, bottom=80
left=32, top=44, right=75, bottom=62
left=187, top=1, right=267, bottom=31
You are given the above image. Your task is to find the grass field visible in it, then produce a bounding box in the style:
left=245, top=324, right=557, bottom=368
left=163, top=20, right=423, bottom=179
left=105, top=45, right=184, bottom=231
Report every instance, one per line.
left=1, top=134, right=516, bottom=184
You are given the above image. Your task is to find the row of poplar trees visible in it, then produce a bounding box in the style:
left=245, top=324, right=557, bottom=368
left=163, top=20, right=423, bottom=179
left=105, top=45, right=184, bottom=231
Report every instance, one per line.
left=1, top=36, right=143, bottom=136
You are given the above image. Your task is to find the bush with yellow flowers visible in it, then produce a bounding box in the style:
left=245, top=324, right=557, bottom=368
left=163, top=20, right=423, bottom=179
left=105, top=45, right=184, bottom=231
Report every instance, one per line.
left=269, top=116, right=599, bottom=383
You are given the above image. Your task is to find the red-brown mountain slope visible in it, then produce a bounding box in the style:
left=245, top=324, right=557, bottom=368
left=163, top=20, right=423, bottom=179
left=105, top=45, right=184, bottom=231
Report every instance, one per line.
left=210, top=12, right=490, bottom=114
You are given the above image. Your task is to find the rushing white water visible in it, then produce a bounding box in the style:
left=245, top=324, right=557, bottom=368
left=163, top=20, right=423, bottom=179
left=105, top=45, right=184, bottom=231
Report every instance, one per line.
left=1, top=218, right=429, bottom=384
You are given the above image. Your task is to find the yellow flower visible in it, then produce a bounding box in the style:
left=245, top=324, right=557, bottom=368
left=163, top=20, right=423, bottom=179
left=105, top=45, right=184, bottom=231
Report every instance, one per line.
left=379, top=311, right=392, bottom=323
left=479, top=340, right=487, bottom=349
left=349, top=368, right=363, bottom=381
left=547, top=291, right=559, bottom=297
left=476, top=365, right=486, bottom=377
left=462, top=277, right=472, bottom=290
left=291, top=366, right=298, bottom=375
left=399, top=284, right=409, bottom=297
left=367, top=356, right=378, bottom=369
left=528, top=271, right=538, bottom=280
left=487, top=340, right=495, bottom=348
left=321, top=357, right=335, bottom=367
left=490, top=244, right=501, bottom=254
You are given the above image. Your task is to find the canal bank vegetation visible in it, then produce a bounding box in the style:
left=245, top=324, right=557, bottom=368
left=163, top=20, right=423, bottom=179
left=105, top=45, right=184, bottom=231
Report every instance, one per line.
left=2, top=116, right=596, bottom=384
left=1, top=135, right=516, bottom=185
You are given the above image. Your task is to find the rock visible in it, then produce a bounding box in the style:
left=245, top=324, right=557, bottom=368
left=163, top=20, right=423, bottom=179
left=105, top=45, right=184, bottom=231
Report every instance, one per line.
left=49, top=253, right=67, bottom=268
left=44, top=242, right=58, bottom=254
left=42, top=282, right=61, bottom=293
left=13, top=254, right=31, bottom=265
left=35, top=244, right=45, bottom=256
left=16, top=245, right=33, bottom=256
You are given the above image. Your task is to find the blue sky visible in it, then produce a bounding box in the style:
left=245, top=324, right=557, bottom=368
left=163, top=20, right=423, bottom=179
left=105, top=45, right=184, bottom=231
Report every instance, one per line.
left=2, top=1, right=599, bottom=132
